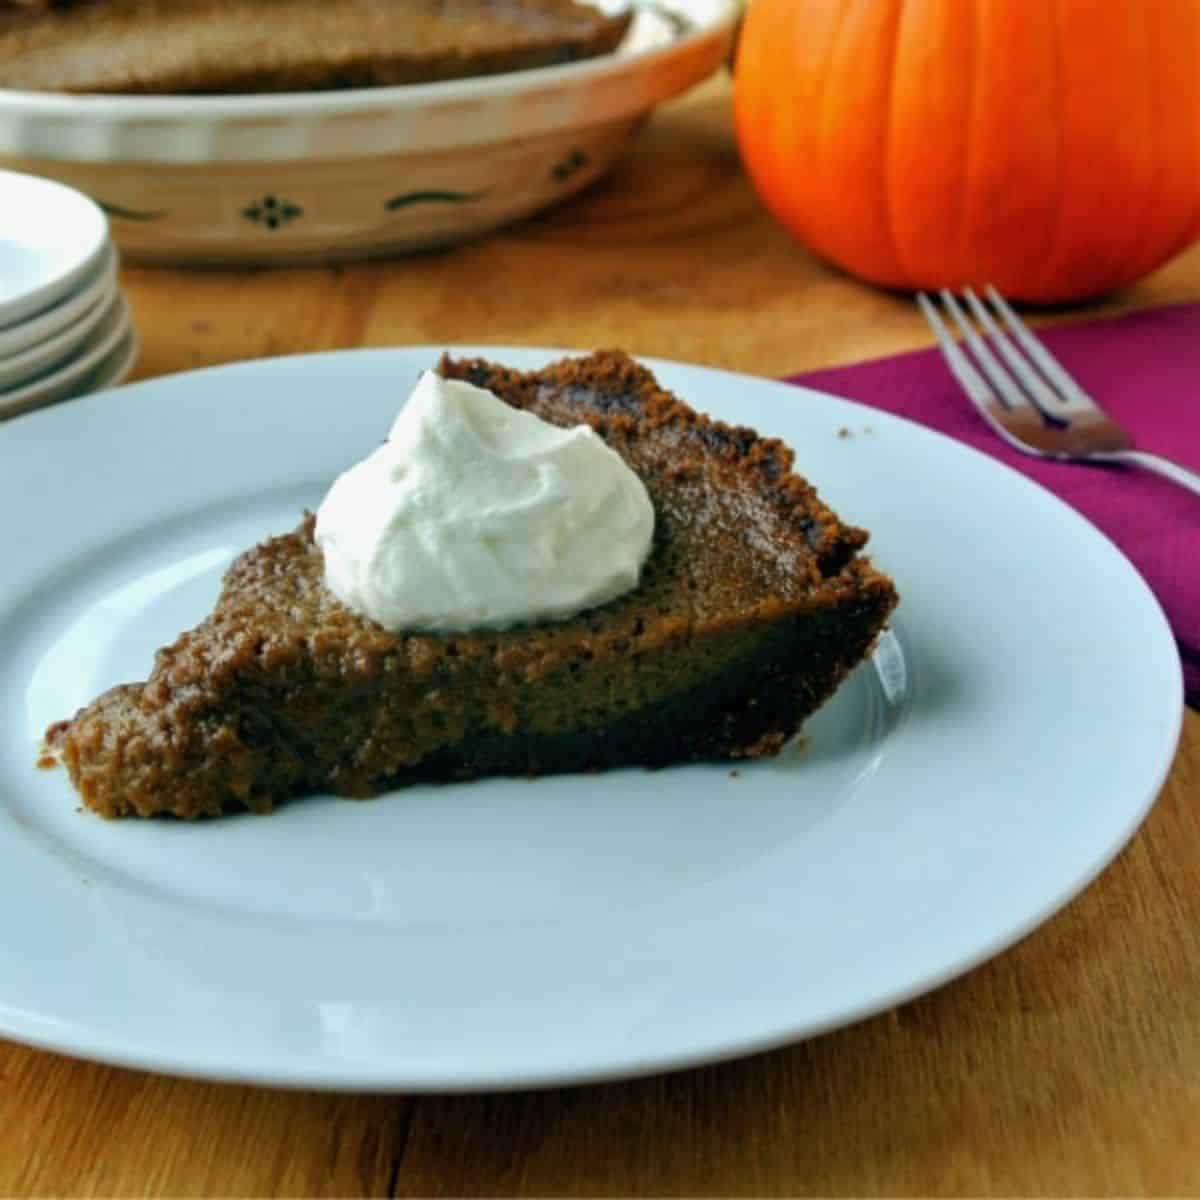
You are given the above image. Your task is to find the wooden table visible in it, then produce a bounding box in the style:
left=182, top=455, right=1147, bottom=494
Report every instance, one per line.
left=5, top=76, right=1200, bottom=1196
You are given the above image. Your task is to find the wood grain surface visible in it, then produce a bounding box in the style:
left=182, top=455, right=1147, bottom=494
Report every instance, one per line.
left=3, top=76, right=1199, bottom=1197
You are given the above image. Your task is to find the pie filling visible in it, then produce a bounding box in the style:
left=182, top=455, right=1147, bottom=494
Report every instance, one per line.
left=0, top=0, right=633, bottom=93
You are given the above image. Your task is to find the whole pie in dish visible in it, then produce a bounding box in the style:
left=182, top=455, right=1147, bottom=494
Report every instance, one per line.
left=45, top=351, right=899, bottom=819
left=0, top=0, right=633, bottom=93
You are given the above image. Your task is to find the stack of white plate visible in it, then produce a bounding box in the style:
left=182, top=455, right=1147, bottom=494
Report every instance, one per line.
left=0, top=169, right=137, bottom=420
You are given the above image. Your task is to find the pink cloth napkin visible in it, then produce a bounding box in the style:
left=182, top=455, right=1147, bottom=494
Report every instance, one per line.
left=786, top=303, right=1200, bottom=707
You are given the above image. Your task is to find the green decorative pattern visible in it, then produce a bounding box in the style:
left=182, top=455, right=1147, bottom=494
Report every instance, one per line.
left=551, top=149, right=587, bottom=183
left=385, top=189, right=488, bottom=210
left=242, top=195, right=302, bottom=230
left=94, top=200, right=167, bottom=222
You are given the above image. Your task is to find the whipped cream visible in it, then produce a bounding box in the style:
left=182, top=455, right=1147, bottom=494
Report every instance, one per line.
left=314, top=370, right=655, bottom=632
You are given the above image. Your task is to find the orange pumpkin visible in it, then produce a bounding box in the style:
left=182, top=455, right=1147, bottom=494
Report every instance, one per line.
left=733, top=0, right=1200, bottom=303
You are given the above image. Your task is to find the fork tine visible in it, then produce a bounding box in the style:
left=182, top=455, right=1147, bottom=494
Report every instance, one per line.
left=962, top=287, right=1064, bottom=421
left=918, top=291, right=1037, bottom=454
left=937, top=290, right=1031, bottom=413
left=916, top=292, right=996, bottom=410
left=983, top=285, right=1097, bottom=414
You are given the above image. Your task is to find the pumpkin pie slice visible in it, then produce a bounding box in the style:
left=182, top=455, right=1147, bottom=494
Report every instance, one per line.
left=0, top=0, right=632, bottom=93
left=46, top=351, right=898, bottom=819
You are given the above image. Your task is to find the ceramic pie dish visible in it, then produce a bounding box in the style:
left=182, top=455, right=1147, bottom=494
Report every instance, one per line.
left=0, top=0, right=735, bottom=265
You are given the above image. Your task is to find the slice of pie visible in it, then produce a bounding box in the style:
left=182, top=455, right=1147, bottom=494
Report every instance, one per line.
left=46, top=350, right=898, bottom=819
left=0, top=0, right=632, bottom=94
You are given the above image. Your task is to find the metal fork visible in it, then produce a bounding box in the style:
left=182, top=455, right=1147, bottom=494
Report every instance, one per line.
left=918, top=286, right=1200, bottom=496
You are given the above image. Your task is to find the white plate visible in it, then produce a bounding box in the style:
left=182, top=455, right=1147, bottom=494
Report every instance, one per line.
left=0, top=169, right=110, bottom=325
left=29, top=323, right=139, bottom=412
left=0, top=239, right=118, bottom=359
left=83, top=325, right=138, bottom=395
left=0, top=0, right=735, bottom=264
left=0, top=290, right=129, bottom=418
left=0, top=269, right=117, bottom=390
left=0, top=349, right=1181, bottom=1091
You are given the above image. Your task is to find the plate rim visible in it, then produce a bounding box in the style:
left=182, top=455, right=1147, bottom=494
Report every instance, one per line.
left=0, top=345, right=1183, bottom=1091
left=0, top=169, right=110, bottom=325
left=86, top=325, right=139, bottom=393
left=0, top=291, right=128, bottom=414
left=0, top=240, right=118, bottom=358
left=0, top=268, right=116, bottom=388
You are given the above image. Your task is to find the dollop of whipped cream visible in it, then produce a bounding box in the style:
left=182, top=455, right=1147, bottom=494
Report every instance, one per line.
left=314, top=370, right=655, bottom=632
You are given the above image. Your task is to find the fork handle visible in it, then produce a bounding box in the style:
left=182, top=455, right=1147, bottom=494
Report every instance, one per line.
left=1106, top=450, right=1200, bottom=497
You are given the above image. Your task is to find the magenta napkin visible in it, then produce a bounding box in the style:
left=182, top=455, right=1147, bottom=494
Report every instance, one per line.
left=786, top=303, right=1200, bottom=707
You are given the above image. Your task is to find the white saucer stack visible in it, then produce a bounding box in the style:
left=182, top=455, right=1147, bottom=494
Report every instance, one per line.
left=0, top=169, right=137, bottom=421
